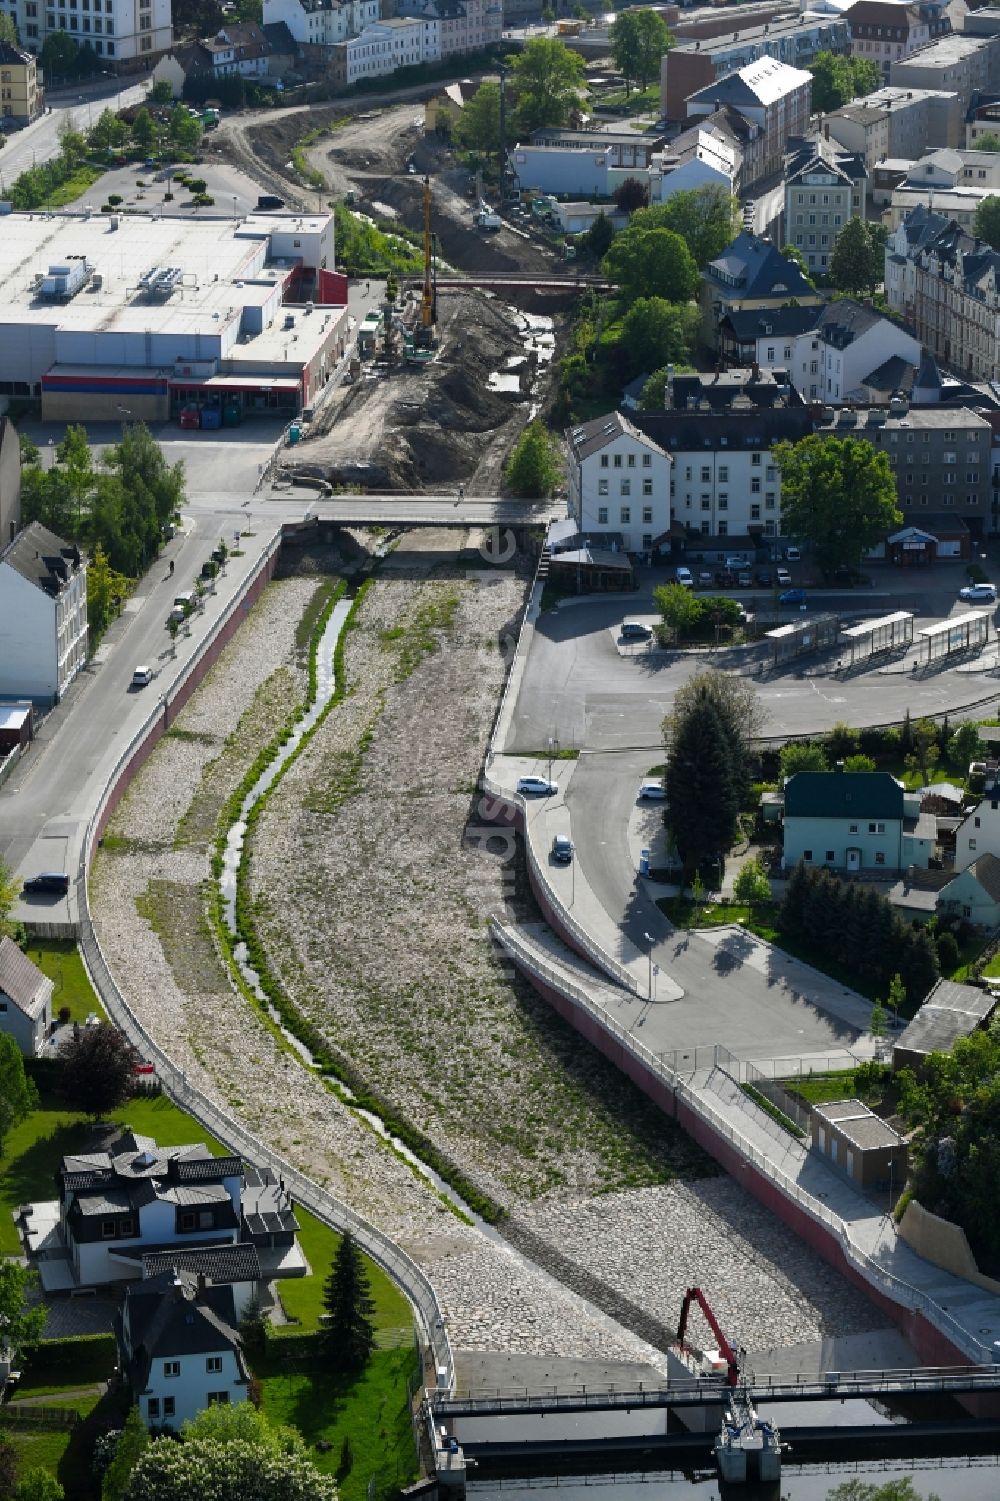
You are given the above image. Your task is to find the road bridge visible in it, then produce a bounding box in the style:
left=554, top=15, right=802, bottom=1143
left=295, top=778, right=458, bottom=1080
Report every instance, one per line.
left=266, top=494, right=564, bottom=527
left=431, top=1364, right=1000, bottom=1416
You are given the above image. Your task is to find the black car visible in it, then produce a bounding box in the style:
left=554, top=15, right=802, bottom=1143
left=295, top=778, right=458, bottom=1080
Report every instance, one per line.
left=22, top=872, right=70, bottom=895
left=755, top=569, right=772, bottom=587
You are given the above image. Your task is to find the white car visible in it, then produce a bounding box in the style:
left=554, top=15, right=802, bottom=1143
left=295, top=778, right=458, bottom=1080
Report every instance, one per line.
left=959, top=583, right=997, bottom=603
left=638, top=782, right=666, bottom=801
left=517, top=776, right=558, bottom=796
left=131, top=666, right=153, bottom=688
left=776, top=567, right=792, bottom=587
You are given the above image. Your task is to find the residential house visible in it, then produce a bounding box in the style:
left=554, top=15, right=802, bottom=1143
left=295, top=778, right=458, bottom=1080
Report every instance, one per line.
left=261, top=20, right=299, bottom=77
left=783, top=133, right=868, bottom=273
left=782, top=768, right=935, bottom=872
left=117, top=1268, right=250, bottom=1429
left=825, top=85, right=962, bottom=165
left=844, top=0, right=933, bottom=82
left=329, top=17, right=434, bottom=85
left=890, top=32, right=1000, bottom=116
left=892, top=975, right=998, bottom=1069
left=720, top=299, right=921, bottom=402
left=660, top=14, right=847, bottom=123
left=261, top=0, right=380, bottom=52
left=565, top=411, right=671, bottom=555
left=684, top=57, right=813, bottom=188
left=938, top=850, right=1000, bottom=924
left=0, top=935, right=52, bottom=1057
left=631, top=367, right=813, bottom=543
left=952, top=779, right=1000, bottom=868
left=0, top=40, right=41, bottom=129
left=423, top=77, right=482, bottom=131
left=391, top=0, right=502, bottom=60
left=0, top=522, right=87, bottom=706
left=700, top=230, right=823, bottom=350
left=886, top=145, right=1000, bottom=226
left=508, top=127, right=667, bottom=200
left=886, top=210, right=1000, bottom=382
left=0, top=414, right=20, bottom=546
left=810, top=1099, right=907, bottom=1188
left=3, top=0, right=172, bottom=71
left=197, top=23, right=273, bottom=79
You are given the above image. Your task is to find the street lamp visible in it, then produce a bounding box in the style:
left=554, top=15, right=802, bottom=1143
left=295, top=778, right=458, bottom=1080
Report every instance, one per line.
left=644, top=931, right=655, bottom=1002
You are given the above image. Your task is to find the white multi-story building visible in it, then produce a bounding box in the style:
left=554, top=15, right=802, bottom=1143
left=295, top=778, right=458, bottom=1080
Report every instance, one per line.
left=261, top=0, right=378, bottom=50
left=393, top=0, right=500, bottom=59
left=784, top=133, right=868, bottom=274
left=565, top=412, right=671, bottom=556
left=1, top=0, right=172, bottom=71
left=331, top=16, right=432, bottom=82
left=0, top=521, right=86, bottom=705
left=720, top=299, right=921, bottom=402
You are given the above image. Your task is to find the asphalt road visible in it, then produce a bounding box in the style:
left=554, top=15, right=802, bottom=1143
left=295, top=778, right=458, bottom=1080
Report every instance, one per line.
left=509, top=569, right=1000, bottom=754
left=0, top=80, right=147, bottom=187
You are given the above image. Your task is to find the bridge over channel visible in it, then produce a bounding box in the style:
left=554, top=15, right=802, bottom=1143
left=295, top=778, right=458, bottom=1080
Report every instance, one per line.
left=431, top=1364, right=1000, bottom=1416
left=267, top=494, right=564, bottom=528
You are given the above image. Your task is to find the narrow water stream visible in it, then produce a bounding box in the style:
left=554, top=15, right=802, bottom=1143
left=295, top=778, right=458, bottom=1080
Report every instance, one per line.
left=216, top=586, right=488, bottom=1226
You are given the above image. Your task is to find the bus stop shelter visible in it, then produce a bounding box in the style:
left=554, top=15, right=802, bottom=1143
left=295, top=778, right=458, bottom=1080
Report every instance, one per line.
left=917, top=611, right=990, bottom=665
left=840, top=610, right=914, bottom=667
left=766, top=613, right=840, bottom=668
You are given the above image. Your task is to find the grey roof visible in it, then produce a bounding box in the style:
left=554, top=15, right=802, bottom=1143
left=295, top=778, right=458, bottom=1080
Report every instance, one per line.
left=813, top=1098, right=903, bottom=1149
left=567, top=411, right=667, bottom=464
left=816, top=299, right=884, bottom=349
left=262, top=20, right=297, bottom=53
left=0, top=40, right=33, bottom=66
left=687, top=56, right=812, bottom=112
left=959, top=851, right=1000, bottom=902
left=142, top=1243, right=262, bottom=1282
left=705, top=231, right=818, bottom=301
left=721, top=304, right=825, bottom=342
left=913, top=349, right=943, bottom=392
left=167, top=1183, right=231, bottom=1207
left=0, top=522, right=82, bottom=599
left=863, top=353, right=918, bottom=395
left=784, top=770, right=904, bottom=821
left=893, top=978, right=996, bottom=1058
left=73, top=1188, right=134, bottom=1217
left=633, top=405, right=813, bottom=452
left=0, top=935, right=48, bottom=1017
left=119, top=1270, right=245, bottom=1393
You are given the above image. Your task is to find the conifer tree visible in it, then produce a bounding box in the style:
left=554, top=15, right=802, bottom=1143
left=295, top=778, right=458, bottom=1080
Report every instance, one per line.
left=321, top=1233, right=376, bottom=1373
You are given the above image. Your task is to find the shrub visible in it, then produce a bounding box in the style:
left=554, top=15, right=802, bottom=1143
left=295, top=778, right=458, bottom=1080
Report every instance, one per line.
left=936, top=929, right=960, bottom=972
left=163, top=191, right=174, bottom=201
left=58, top=1005, right=71, bottom=1025
left=186, top=177, right=207, bottom=193
left=193, top=193, right=214, bottom=206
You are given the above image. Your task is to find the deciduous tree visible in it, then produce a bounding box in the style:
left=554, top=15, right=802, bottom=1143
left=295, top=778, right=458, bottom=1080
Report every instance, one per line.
left=0, top=1259, right=47, bottom=1361
left=0, top=859, right=21, bottom=943
left=510, top=38, right=586, bottom=134
left=16, top=1468, right=64, bottom=1501
left=631, top=185, right=741, bottom=268
left=603, top=226, right=698, bottom=305
left=123, top=1437, right=338, bottom=1501
left=620, top=297, right=699, bottom=377
left=780, top=741, right=829, bottom=776
left=829, top=215, right=886, bottom=297
left=609, top=8, right=673, bottom=94
left=974, top=194, right=1000, bottom=248
left=0, top=1033, right=37, bottom=1156
left=653, top=582, right=701, bottom=641
left=774, top=434, right=901, bottom=574
left=733, top=855, right=772, bottom=907
left=612, top=176, right=649, bottom=214
left=506, top=421, right=560, bottom=497
left=0, top=12, right=18, bottom=43
left=975, top=131, right=1000, bottom=152
left=807, top=51, right=880, bottom=112
left=322, top=1231, right=376, bottom=1372
left=169, top=103, right=202, bottom=152
left=60, top=1021, right=137, bottom=1118
left=102, top=1407, right=149, bottom=1501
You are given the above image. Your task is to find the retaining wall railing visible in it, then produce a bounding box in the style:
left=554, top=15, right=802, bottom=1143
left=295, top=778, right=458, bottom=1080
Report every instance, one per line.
left=492, top=917, right=991, bottom=1367
left=76, top=529, right=455, bottom=1393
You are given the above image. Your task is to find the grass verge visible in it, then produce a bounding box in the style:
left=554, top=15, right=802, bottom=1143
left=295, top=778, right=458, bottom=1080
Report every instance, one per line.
left=273, top=1207, right=412, bottom=1337
left=21, top=940, right=104, bottom=1024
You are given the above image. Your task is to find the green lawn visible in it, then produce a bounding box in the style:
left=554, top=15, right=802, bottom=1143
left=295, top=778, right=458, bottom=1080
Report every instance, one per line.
left=0, top=1389, right=109, bottom=1497
left=22, top=940, right=104, bottom=1024
left=256, top=1345, right=419, bottom=1501
left=1, top=1092, right=225, bottom=1255
left=40, top=164, right=105, bottom=208
left=656, top=897, right=756, bottom=930
left=276, top=1208, right=413, bottom=1338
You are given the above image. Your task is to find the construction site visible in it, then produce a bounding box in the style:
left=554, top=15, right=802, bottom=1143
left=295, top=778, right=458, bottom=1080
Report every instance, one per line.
left=210, top=99, right=574, bottom=494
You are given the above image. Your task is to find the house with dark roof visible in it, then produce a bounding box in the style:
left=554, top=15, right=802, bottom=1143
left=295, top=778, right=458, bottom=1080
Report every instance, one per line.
left=700, top=230, right=824, bottom=351
left=782, top=768, right=935, bottom=873
left=40, top=1129, right=302, bottom=1292
left=565, top=411, right=672, bottom=560
left=885, top=206, right=1000, bottom=380
left=937, top=851, right=1000, bottom=927
left=0, top=935, right=53, bottom=1056
left=117, top=1268, right=250, bottom=1429
left=0, top=39, right=42, bottom=129
left=783, top=133, right=868, bottom=275
left=685, top=57, right=813, bottom=187
left=0, top=521, right=87, bottom=705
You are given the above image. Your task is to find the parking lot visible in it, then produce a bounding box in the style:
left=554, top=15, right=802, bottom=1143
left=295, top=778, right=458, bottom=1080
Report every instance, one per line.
left=71, top=157, right=272, bottom=220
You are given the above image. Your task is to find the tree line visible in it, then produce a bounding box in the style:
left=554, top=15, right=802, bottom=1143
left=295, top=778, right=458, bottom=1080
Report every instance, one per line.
left=781, top=862, right=939, bottom=1007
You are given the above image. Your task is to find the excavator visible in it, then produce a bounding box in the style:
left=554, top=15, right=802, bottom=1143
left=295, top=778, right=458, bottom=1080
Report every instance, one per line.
left=676, top=1286, right=740, bottom=1387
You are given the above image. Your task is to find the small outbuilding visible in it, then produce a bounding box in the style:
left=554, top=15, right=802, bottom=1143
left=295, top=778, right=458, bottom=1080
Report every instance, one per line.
left=892, top=978, right=998, bottom=1073
left=811, top=1099, right=907, bottom=1190
left=0, top=702, right=33, bottom=754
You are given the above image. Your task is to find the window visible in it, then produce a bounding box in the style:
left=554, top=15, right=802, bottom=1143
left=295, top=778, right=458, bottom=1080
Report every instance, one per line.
left=198, top=1210, right=213, bottom=1229
left=825, top=850, right=835, bottom=862
left=163, top=1397, right=175, bottom=1417
left=717, top=520, right=728, bottom=535
left=613, top=454, right=622, bottom=469
left=718, top=494, right=728, bottom=510
left=147, top=1398, right=160, bottom=1419
left=642, top=533, right=652, bottom=549
left=620, top=506, right=630, bottom=524
left=598, top=479, right=608, bottom=496
left=627, top=453, right=635, bottom=468
left=751, top=503, right=761, bottom=520
left=803, top=849, right=813, bottom=861
left=849, top=823, right=858, bottom=833
left=642, top=478, right=652, bottom=496
left=642, top=506, right=652, bottom=524
left=751, top=453, right=762, bottom=467
left=208, top=1391, right=230, bottom=1406
left=206, top=1357, right=223, bottom=1374
left=875, top=851, right=885, bottom=865
left=180, top=1212, right=196, bottom=1231
left=969, top=838, right=977, bottom=851
left=164, top=1361, right=180, bottom=1378
left=597, top=506, right=608, bottom=524
left=751, top=477, right=761, bottom=493
left=868, top=821, right=885, bottom=834
left=599, top=454, right=608, bottom=469
left=642, top=454, right=651, bottom=468
left=975, top=816, right=981, bottom=827
left=620, top=478, right=630, bottom=496
left=765, top=493, right=775, bottom=509
left=102, top=1219, right=116, bottom=1239
left=701, top=497, right=711, bottom=511
left=700, top=466, right=711, bottom=482
left=718, top=465, right=728, bottom=482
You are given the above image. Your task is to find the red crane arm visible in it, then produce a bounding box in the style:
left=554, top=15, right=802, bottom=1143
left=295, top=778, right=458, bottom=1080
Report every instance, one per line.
left=676, top=1287, right=739, bottom=1386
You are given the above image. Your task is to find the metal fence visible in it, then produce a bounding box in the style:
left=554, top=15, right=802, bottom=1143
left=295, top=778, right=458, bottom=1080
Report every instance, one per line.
left=75, top=529, right=455, bottom=1395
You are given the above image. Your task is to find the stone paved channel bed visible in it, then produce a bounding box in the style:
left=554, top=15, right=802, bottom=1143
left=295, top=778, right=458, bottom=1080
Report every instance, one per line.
left=91, top=534, right=889, bottom=1363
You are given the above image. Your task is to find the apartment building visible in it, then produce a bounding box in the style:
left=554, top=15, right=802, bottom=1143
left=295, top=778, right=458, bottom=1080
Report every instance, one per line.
left=886, top=144, right=1000, bottom=226
left=701, top=229, right=824, bottom=350
left=261, top=0, right=379, bottom=50
left=0, top=522, right=87, bottom=705
left=329, top=15, right=432, bottom=82
left=814, top=400, right=993, bottom=535
left=0, top=39, right=40, bottom=127
left=685, top=57, right=813, bottom=188
left=784, top=133, right=868, bottom=273
left=660, top=13, right=847, bottom=122
left=565, top=411, right=672, bottom=556
left=719, top=299, right=921, bottom=401
left=391, top=0, right=501, bottom=58
left=2, top=0, right=172, bottom=69
left=825, top=85, right=962, bottom=163
left=890, top=32, right=1000, bottom=115
left=844, top=0, right=933, bottom=82
left=885, top=207, right=1000, bottom=381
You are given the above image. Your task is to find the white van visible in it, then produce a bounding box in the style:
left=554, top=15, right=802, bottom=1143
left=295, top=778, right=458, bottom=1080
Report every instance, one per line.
left=675, top=566, right=694, bottom=589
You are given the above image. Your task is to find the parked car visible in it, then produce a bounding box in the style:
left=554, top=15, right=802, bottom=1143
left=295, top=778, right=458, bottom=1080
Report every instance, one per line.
left=784, top=546, right=802, bottom=561
left=131, top=666, right=153, bottom=688
left=638, top=782, right=666, bottom=801
left=551, top=833, right=574, bottom=864
left=959, top=583, right=997, bottom=603
left=780, top=588, right=807, bottom=606
left=697, top=570, right=713, bottom=587
left=675, top=565, right=694, bottom=589
left=22, top=872, right=70, bottom=896
left=737, top=570, right=752, bottom=588
left=755, top=569, right=772, bottom=587
left=620, top=620, right=652, bottom=640
left=518, top=776, right=558, bottom=796
left=714, top=569, right=737, bottom=587
left=776, top=567, right=792, bottom=586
